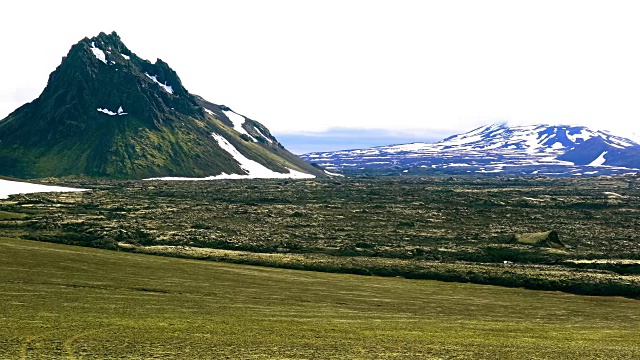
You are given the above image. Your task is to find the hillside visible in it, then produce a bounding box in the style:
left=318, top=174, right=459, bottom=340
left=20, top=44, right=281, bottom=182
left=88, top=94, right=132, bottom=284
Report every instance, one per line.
left=0, top=31, right=322, bottom=180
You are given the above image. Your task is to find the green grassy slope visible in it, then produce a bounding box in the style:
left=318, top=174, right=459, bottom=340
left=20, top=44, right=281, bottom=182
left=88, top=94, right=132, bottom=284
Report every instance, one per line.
left=1, top=237, right=639, bottom=359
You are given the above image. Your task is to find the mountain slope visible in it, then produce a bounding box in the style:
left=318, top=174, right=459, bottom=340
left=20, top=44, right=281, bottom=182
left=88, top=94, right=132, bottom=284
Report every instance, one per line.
left=302, top=124, right=640, bottom=177
left=0, top=31, right=322, bottom=180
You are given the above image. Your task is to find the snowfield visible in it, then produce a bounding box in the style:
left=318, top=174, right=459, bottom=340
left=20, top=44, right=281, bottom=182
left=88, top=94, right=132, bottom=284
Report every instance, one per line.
left=0, top=179, right=86, bottom=199
left=144, top=73, right=174, bottom=94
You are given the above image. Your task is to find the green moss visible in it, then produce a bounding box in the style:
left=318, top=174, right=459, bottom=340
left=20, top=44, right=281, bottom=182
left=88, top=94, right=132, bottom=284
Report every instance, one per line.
left=0, top=211, right=27, bottom=220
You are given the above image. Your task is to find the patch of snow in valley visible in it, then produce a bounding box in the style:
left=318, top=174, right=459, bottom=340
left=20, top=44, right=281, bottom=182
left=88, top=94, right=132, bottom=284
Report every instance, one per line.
left=0, top=179, right=86, bottom=199
left=90, top=42, right=107, bottom=64
left=121, top=54, right=130, bottom=60
left=145, top=133, right=315, bottom=180
left=203, top=108, right=216, bottom=117
left=588, top=151, right=608, bottom=166
left=145, top=73, right=174, bottom=94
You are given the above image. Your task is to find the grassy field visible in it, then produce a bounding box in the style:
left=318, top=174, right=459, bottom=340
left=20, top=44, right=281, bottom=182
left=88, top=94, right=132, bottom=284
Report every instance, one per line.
left=1, top=236, right=639, bottom=359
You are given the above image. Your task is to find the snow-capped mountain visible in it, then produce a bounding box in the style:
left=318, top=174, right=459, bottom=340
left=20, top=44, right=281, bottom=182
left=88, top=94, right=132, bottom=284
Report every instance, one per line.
left=302, top=124, right=640, bottom=177
left=0, top=32, right=323, bottom=179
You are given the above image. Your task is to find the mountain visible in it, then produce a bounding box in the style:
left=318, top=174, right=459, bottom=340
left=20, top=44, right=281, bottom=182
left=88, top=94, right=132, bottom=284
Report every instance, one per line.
left=0, top=31, right=322, bottom=180
left=302, top=124, right=640, bottom=177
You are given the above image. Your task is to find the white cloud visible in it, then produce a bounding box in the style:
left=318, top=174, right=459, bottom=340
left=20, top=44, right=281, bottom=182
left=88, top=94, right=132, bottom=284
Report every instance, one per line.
left=1, top=1, right=640, bottom=138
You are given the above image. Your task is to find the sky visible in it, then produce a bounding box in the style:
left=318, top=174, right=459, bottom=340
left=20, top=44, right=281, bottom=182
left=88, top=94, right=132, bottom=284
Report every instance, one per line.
left=2, top=1, right=640, bottom=153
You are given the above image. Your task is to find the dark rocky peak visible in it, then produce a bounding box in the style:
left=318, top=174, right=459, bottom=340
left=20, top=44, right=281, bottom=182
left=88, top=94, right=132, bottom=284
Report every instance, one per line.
left=10, top=31, right=204, bottom=139
left=139, top=58, right=189, bottom=98
left=90, top=31, right=124, bottom=48
left=0, top=31, right=323, bottom=179
left=68, top=31, right=133, bottom=67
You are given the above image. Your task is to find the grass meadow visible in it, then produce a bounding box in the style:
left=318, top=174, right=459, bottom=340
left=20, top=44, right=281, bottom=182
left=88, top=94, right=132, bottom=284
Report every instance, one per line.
left=1, top=236, right=639, bottom=359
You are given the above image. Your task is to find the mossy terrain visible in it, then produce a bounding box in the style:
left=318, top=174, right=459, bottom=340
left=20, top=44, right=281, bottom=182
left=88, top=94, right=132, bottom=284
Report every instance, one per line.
left=1, top=236, right=639, bottom=359
left=2, top=175, right=640, bottom=296
left=0, top=211, right=26, bottom=220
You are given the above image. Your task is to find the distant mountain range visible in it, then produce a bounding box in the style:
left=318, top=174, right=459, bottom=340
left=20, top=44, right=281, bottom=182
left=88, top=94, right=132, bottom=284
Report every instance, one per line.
left=0, top=31, right=322, bottom=180
left=302, top=124, right=640, bottom=177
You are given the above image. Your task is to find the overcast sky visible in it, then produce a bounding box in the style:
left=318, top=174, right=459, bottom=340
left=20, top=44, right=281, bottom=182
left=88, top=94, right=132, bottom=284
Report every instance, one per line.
left=2, top=1, right=640, bottom=152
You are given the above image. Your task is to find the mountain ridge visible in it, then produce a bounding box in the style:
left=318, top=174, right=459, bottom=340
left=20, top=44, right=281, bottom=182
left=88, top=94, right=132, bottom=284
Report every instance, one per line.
left=0, top=31, right=322, bottom=180
left=302, top=123, right=640, bottom=177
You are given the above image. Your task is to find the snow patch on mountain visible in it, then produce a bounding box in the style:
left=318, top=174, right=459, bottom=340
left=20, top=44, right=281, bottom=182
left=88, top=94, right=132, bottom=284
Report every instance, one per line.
left=0, top=179, right=86, bottom=199
left=588, top=151, right=608, bottom=166
left=145, top=133, right=314, bottom=180
left=566, top=128, right=592, bottom=143
left=97, top=108, right=116, bottom=115
left=121, top=53, right=130, bottom=60
left=144, top=73, right=174, bottom=94
left=254, top=127, right=273, bottom=143
left=90, top=42, right=107, bottom=64
left=208, top=133, right=288, bottom=176
left=97, top=106, right=127, bottom=116
left=223, top=110, right=257, bottom=141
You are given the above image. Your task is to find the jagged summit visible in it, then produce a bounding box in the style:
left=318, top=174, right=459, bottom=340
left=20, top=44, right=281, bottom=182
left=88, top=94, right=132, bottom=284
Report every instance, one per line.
left=0, top=32, right=322, bottom=179
left=302, top=123, right=640, bottom=177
